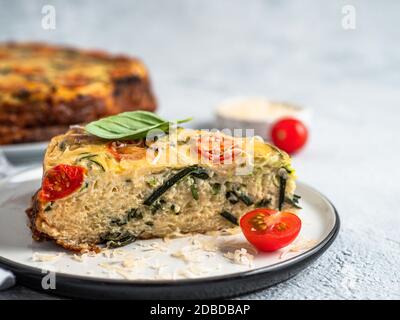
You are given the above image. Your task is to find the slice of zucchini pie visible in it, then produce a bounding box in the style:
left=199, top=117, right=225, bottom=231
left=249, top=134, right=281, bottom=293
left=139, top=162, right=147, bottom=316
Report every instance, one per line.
left=27, top=117, right=298, bottom=252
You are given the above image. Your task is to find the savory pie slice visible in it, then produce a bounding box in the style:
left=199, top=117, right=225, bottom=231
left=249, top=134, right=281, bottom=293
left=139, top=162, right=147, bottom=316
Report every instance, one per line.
left=0, top=42, right=156, bottom=144
left=27, top=126, right=298, bottom=252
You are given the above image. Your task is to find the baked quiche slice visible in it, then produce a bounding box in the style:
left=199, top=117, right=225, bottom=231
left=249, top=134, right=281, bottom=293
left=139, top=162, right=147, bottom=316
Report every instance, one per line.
left=0, top=42, right=156, bottom=144
left=27, top=126, right=298, bottom=252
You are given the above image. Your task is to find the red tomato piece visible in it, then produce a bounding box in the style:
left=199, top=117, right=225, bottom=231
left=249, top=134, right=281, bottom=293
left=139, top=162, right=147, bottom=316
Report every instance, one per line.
left=106, top=141, right=146, bottom=161
left=196, top=134, right=236, bottom=164
left=271, top=118, right=308, bottom=154
left=39, top=164, right=85, bottom=202
left=240, top=208, right=301, bottom=252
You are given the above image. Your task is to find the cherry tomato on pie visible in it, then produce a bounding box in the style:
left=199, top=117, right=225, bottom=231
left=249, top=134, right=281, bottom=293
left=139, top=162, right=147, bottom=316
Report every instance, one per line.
left=39, top=164, right=85, bottom=202
left=107, top=141, right=146, bottom=161
left=240, top=208, right=301, bottom=252
left=271, top=118, right=308, bottom=154
left=196, top=133, right=236, bottom=164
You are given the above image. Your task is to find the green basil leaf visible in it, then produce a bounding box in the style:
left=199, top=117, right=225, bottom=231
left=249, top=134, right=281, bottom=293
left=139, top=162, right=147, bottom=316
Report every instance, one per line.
left=85, top=111, right=191, bottom=140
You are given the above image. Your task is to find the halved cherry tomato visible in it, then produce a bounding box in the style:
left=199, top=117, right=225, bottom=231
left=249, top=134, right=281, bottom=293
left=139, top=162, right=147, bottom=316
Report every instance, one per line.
left=196, top=134, right=236, bottom=164
left=240, top=208, right=301, bottom=252
left=271, top=118, right=308, bottom=154
left=106, top=140, right=146, bottom=161
left=39, top=164, right=85, bottom=202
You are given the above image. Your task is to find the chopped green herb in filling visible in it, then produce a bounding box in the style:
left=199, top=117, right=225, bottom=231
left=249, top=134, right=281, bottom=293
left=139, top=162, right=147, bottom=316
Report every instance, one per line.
left=127, top=208, right=143, bottom=220
left=220, top=211, right=239, bottom=226
left=225, top=185, right=254, bottom=206
left=278, top=168, right=288, bottom=210
left=44, top=201, right=54, bottom=212
left=211, top=183, right=221, bottom=195
left=76, top=153, right=105, bottom=171
left=101, top=231, right=139, bottom=248
left=285, top=194, right=302, bottom=209
left=255, top=198, right=271, bottom=208
left=190, top=183, right=199, bottom=200
left=226, top=191, right=239, bottom=204
left=146, top=176, right=159, bottom=188
left=144, top=166, right=209, bottom=206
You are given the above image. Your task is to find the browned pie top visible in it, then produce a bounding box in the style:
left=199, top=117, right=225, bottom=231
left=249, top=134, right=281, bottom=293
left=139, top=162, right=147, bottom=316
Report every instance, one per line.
left=0, top=42, right=148, bottom=106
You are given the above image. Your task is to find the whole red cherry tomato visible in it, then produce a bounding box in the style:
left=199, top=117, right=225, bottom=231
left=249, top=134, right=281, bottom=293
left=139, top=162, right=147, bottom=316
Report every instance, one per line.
left=271, top=118, right=308, bottom=154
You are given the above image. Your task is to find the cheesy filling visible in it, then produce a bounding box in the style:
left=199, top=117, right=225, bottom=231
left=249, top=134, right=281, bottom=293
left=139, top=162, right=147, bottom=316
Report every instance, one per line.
left=35, top=128, right=297, bottom=250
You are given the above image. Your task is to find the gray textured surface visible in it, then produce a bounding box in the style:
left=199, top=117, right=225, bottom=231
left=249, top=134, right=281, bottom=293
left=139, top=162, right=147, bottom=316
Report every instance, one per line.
left=0, top=0, right=399, bottom=300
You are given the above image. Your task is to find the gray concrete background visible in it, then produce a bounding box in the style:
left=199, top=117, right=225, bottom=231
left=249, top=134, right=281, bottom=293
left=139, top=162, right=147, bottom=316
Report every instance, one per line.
left=0, top=0, right=399, bottom=299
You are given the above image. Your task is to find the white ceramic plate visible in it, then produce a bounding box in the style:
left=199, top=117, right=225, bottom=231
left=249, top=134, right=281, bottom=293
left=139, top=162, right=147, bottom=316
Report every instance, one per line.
left=0, top=167, right=339, bottom=299
left=0, top=142, right=48, bottom=165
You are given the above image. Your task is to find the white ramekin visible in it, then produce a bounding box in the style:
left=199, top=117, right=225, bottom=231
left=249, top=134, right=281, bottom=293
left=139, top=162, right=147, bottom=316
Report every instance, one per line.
left=215, top=97, right=311, bottom=140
